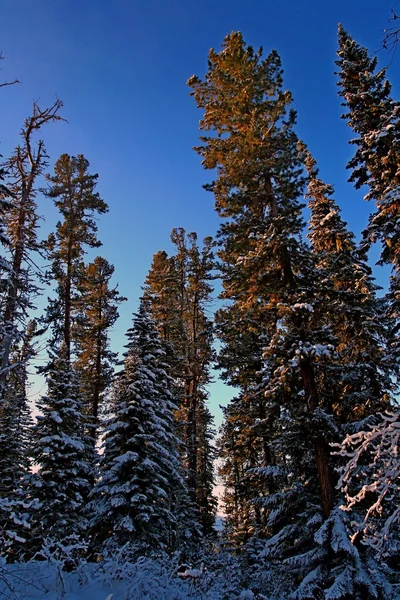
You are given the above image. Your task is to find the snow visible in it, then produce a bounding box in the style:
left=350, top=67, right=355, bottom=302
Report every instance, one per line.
left=292, top=303, right=314, bottom=312
left=0, top=556, right=249, bottom=600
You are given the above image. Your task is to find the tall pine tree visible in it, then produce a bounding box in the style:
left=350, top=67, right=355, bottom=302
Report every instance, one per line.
left=90, top=298, right=194, bottom=552
left=144, top=228, right=217, bottom=534
left=30, top=342, right=92, bottom=552
left=44, top=154, right=108, bottom=362
left=74, top=256, right=126, bottom=442
left=190, top=31, right=395, bottom=598
left=336, top=25, right=400, bottom=377
left=0, top=101, right=63, bottom=396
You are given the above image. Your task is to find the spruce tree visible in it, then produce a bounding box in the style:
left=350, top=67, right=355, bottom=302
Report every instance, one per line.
left=90, top=299, right=194, bottom=551
left=217, top=394, right=262, bottom=547
left=74, top=256, right=126, bottom=441
left=190, top=31, right=395, bottom=598
left=188, top=29, right=335, bottom=517
left=0, top=324, right=35, bottom=560
left=334, top=411, right=400, bottom=568
left=188, top=35, right=310, bottom=542
left=305, top=151, right=392, bottom=422
left=336, top=26, right=400, bottom=375
left=144, top=229, right=217, bottom=534
left=30, top=342, right=92, bottom=551
left=44, top=154, right=108, bottom=362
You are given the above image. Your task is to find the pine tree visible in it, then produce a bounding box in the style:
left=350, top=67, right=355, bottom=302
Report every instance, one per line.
left=144, top=229, right=217, bottom=534
left=30, top=342, right=92, bottom=551
left=44, top=154, right=108, bottom=362
left=0, top=101, right=63, bottom=397
left=74, top=256, right=126, bottom=440
left=188, top=35, right=310, bottom=544
left=336, top=26, right=400, bottom=376
left=188, top=29, right=335, bottom=517
left=217, top=394, right=263, bottom=547
left=0, top=323, right=35, bottom=560
left=0, top=321, right=35, bottom=495
left=333, top=411, right=400, bottom=567
left=305, top=150, right=392, bottom=422
left=90, top=299, right=194, bottom=551
left=189, top=31, right=396, bottom=598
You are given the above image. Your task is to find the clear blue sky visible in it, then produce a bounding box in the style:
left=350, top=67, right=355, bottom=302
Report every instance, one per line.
left=1, top=0, right=398, bottom=427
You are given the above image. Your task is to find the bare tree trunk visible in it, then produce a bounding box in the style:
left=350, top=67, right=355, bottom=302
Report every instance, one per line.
left=0, top=101, right=63, bottom=398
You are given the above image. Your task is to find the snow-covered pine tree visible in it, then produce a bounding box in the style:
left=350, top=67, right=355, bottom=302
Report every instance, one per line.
left=305, top=150, right=392, bottom=422
left=90, top=298, right=196, bottom=553
left=333, top=411, right=400, bottom=569
left=0, top=102, right=62, bottom=559
left=189, top=31, right=395, bottom=598
left=217, top=394, right=264, bottom=548
left=188, top=34, right=308, bottom=541
left=267, top=154, right=398, bottom=600
left=336, top=25, right=400, bottom=377
left=144, top=229, right=217, bottom=534
left=29, top=342, right=92, bottom=553
left=0, top=323, right=35, bottom=560
left=188, top=28, right=336, bottom=523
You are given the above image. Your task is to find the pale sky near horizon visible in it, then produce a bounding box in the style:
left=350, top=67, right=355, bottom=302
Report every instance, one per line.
left=1, top=0, right=398, bottom=431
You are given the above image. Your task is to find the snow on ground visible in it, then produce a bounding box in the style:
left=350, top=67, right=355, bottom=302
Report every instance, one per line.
left=0, top=556, right=250, bottom=600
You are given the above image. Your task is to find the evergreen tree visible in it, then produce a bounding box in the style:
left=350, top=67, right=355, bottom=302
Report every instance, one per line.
left=217, top=394, right=263, bottom=547
left=0, top=321, right=35, bottom=496
left=336, top=26, right=400, bottom=375
left=190, top=31, right=395, bottom=598
left=90, top=299, right=195, bottom=551
left=144, top=229, right=217, bottom=534
left=30, top=342, right=92, bottom=551
left=305, top=150, right=392, bottom=422
left=74, top=256, right=126, bottom=440
left=188, top=28, right=335, bottom=517
left=333, top=411, right=400, bottom=568
left=0, top=101, right=63, bottom=397
left=44, top=154, right=108, bottom=362
left=0, top=323, right=35, bottom=560
left=188, top=34, right=310, bottom=542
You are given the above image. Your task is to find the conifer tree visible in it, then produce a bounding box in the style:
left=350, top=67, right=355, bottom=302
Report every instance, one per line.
left=217, top=394, right=261, bottom=547
left=90, top=299, right=194, bottom=551
left=188, top=35, right=312, bottom=544
left=0, top=321, right=35, bottom=495
left=0, top=324, right=35, bottom=559
left=188, top=29, right=335, bottom=517
left=44, top=154, right=108, bottom=362
left=0, top=101, right=63, bottom=396
left=333, top=411, right=400, bottom=566
left=189, top=31, right=396, bottom=598
left=30, top=342, right=92, bottom=551
left=305, top=151, right=392, bottom=422
left=144, top=229, right=217, bottom=534
left=336, top=26, right=400, bottom=373
left=74, top=256, right=126, bottom=439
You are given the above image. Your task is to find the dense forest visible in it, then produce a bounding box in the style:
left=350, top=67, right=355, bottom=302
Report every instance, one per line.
left=0, top=18, right=399, bottom=600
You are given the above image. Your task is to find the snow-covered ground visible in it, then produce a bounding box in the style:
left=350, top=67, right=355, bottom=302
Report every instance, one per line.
left=0, top=555, right=252, bottom=600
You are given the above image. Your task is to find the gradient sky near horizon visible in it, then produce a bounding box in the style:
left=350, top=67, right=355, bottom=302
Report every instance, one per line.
left=1, top=0, right=398, bottom=428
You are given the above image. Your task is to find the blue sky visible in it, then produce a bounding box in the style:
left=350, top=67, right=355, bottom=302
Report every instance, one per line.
left=1, top=0, right=398, bottom=427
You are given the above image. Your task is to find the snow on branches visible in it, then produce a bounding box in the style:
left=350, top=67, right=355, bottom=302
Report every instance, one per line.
left=332, top=411, right=400, bottom=557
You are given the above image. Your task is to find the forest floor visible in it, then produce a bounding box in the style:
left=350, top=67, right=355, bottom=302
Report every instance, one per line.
left=0, top=556, right=253, bottom=600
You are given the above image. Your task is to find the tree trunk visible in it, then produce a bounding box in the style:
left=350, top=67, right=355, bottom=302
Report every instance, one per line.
left=300, top=358, right=334, bottom=518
